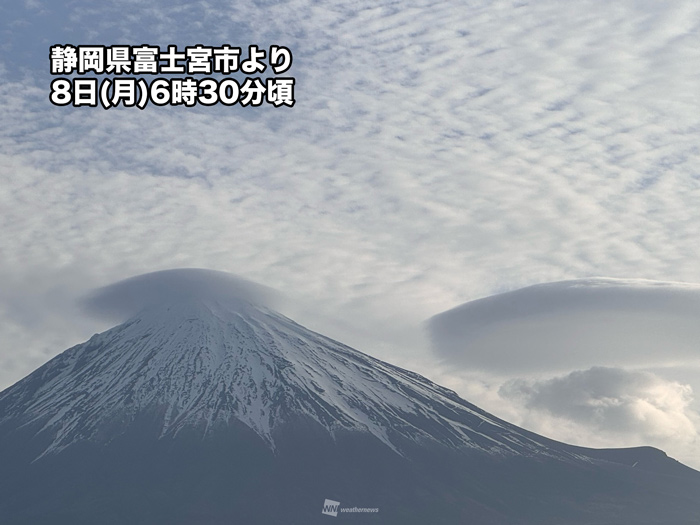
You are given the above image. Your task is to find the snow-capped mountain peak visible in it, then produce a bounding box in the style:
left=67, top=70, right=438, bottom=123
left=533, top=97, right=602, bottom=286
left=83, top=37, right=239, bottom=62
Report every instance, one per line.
left=1, top=296, right=566, bottom=460
left=3, top=273, right=700, bottom=525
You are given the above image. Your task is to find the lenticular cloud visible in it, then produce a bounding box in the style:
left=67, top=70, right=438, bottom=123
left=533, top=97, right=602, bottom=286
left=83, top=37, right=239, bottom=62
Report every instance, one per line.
left=428, top=278, right=700, bottom=373
left=80, top=268, right=280, bottom=321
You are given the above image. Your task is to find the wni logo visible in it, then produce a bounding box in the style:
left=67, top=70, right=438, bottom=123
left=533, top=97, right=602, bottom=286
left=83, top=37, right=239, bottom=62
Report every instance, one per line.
left=322, top=498, right=379, bottom=517
left=322, top=499, right=340, bottom=517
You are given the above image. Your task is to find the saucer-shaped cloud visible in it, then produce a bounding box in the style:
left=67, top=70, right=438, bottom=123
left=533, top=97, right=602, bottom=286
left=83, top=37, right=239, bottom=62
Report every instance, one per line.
left=429, top=278, right=700, bottom=373
left=80, top=269, right=280, bottom=321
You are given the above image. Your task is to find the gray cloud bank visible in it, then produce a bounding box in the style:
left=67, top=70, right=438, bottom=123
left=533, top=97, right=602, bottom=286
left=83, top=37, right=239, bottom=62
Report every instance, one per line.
left=429, top=278, right=700, bottom=373
left=502, top=367, right=697, bottom=439
left=500, top=366, right=700, bottom=467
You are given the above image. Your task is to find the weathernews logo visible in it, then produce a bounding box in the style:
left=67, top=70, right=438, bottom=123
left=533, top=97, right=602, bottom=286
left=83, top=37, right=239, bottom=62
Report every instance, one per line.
left=322, top=499, right=340, bottom=517
left=322, top=499, right=379, bottom=517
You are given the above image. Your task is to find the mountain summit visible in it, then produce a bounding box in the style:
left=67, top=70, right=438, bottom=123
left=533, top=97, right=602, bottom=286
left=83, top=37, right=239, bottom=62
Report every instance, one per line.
left=1, top=271, right=699, bottom=524
left=2, top=296, right=580, bottom=460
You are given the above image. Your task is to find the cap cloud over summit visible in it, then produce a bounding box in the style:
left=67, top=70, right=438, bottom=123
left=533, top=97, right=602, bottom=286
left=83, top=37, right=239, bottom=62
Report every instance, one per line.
left=80, top=269, right=282, bottom=321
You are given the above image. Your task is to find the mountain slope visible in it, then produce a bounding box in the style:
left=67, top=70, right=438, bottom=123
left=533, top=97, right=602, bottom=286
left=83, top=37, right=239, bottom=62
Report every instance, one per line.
left=1, top=290, right=699, bottom=524
left=0, top=298, right=579, bottom=460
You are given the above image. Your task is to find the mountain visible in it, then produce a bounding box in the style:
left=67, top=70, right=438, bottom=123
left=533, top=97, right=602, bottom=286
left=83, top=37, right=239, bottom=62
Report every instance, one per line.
left=1, top=274, right=699, bottom=524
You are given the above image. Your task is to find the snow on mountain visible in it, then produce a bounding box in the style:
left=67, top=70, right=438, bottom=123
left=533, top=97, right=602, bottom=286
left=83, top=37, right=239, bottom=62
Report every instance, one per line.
left=429, top=278, right=700, bottom=373
left=1, top=293, right=576, bottom=462
left=3, top=272, right=700, bottom=524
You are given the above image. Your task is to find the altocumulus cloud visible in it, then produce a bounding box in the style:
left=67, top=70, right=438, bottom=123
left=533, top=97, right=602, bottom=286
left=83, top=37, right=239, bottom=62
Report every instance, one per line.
left=3, top=0, right=700, bottom=331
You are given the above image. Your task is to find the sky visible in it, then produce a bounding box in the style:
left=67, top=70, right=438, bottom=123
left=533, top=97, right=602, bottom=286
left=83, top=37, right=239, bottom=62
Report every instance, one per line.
left=1, top=0, right=699, bottom=467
